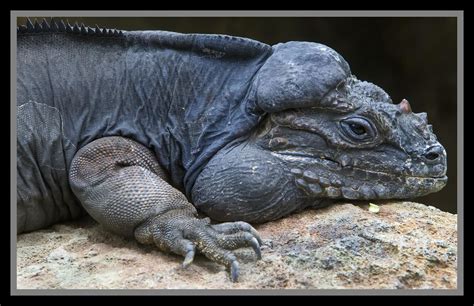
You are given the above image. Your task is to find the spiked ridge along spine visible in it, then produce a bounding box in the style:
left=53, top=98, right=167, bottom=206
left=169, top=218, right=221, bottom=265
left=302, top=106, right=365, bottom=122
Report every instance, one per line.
left=17, top=18, right=123, bottom=37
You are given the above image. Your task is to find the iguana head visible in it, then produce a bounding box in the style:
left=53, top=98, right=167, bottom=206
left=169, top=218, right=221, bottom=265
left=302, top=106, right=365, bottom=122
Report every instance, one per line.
left=253, top=76, right=447, bottom=200
left=192, top=43, right=448, bottom=223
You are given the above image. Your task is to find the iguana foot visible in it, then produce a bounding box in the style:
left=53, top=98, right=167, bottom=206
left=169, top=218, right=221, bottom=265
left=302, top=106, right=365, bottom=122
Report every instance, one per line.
left=135, top=210, right=262, bottom=282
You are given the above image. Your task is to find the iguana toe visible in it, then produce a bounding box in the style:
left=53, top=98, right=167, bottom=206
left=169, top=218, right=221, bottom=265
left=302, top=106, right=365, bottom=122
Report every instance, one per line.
left=231, top=260, right=239, bottom=282
left=182, top=248, right=195, bottom=268
left=211, top=221, right=263, bottom=246
left=136, top=213, right=261, bottom=282
left=190, top=221, right=262, bottom=282
left=216, top=231, right=262, bottom=260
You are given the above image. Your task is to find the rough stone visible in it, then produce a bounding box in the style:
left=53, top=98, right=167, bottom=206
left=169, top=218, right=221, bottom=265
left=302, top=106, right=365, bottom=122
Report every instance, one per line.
left=16, top=201, right=457, bottom=289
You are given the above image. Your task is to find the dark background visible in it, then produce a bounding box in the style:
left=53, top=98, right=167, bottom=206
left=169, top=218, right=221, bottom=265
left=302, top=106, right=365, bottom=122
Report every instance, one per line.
left=17, top=17, right=458, bottom=213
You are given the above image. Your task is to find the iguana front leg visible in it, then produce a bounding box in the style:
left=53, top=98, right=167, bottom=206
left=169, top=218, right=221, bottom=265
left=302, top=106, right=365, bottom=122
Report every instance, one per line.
left=69, top=136, right=261, bottom=282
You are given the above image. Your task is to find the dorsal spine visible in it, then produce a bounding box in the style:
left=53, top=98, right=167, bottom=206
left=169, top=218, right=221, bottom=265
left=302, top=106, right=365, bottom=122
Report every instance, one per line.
left=17, top=18, right=123, bottom=37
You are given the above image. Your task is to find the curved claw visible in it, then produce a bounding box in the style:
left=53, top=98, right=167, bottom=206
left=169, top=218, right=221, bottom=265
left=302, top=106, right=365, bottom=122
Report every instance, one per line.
left=250, top=237, right=262, bottom=260
left=230, top=260, right=239, bottom=282
left=248, top=226, right=263, bottom=246
left=182, top=249, right=195, bottom=268
left=238, top=222, right=263, bottom=246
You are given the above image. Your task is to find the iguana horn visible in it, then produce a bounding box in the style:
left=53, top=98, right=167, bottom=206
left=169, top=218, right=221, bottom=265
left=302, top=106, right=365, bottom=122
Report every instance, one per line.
left=399, top=99, right=412, bottom=114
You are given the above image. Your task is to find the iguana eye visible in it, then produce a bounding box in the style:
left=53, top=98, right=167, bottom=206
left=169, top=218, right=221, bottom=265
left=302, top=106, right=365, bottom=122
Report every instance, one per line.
left=340, top=117, right=376, bottom=141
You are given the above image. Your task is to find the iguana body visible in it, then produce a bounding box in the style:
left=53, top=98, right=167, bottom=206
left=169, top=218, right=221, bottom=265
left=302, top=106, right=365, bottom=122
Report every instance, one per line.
left=16, top=19, right=447, bottom=282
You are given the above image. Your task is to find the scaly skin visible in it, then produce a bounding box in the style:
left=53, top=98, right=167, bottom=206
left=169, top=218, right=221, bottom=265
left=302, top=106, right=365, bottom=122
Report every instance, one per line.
left=69, top=137, right=262, bottom=282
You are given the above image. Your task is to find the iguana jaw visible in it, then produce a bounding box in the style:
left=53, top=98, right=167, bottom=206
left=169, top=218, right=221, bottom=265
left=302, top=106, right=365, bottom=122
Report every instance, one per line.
left=271, top=150, right=447, bottom=200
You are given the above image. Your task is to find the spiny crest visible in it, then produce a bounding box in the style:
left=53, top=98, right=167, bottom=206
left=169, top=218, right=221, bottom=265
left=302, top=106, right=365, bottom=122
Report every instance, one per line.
left=17, top=18, right=123, bottom=37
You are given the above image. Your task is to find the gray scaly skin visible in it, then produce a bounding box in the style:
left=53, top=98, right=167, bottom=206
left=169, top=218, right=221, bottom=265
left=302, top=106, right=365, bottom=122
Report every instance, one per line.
left=16, top=19, right=447, bottom=282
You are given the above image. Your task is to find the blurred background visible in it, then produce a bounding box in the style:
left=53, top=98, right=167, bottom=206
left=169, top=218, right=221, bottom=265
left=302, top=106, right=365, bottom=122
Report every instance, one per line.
left=17, top=17, right=458, bottom=213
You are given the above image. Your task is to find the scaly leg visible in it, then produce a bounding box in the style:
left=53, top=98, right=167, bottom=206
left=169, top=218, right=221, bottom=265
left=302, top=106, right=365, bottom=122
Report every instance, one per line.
left=69, top=136, right=261, bottom=282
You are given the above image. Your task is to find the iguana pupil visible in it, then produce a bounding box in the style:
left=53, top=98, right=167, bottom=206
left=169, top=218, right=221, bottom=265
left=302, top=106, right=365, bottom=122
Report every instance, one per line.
left=350, top=123, right=366, bottom=135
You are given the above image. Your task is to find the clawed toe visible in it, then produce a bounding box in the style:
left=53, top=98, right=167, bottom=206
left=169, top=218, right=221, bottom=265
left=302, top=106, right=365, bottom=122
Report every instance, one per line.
left=182, top=249, right=195, bottom=268
left=144, top=215, right=263, bottom=282
left=211, top=221, right=263, bottom=246
left=230, top=260, right=239, bottom=282
left=250, top=237, right=261, bottom=259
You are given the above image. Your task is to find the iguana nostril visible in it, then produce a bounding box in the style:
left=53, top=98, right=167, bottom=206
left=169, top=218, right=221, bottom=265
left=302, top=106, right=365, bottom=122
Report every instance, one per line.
left=425, top=152, right=439, bottom=160
left=423, top=146, right=443, bottom=162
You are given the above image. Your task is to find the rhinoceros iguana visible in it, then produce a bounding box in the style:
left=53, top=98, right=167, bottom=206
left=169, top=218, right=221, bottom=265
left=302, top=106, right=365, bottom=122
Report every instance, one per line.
left=16, top=18, right=447, bottom=282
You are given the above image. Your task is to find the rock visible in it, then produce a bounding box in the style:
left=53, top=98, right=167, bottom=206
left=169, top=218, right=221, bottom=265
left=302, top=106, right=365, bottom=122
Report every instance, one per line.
left=16, top=201, right=457, bottom=289
left=47, top=247, right=74, bottom=263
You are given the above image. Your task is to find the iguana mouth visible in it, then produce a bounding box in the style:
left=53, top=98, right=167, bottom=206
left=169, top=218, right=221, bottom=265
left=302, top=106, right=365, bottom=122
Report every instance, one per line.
left=271, top=151, right=342, bottom=170
left=273, top=150, right=446, bottom=199
left=273, top=151, right=447, bottom=181
left=346, top=163, right=447, bottom=180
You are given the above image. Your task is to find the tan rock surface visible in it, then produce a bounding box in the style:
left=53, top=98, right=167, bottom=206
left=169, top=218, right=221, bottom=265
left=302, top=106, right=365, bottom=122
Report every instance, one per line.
left=16, top=202, right=457, bottom=289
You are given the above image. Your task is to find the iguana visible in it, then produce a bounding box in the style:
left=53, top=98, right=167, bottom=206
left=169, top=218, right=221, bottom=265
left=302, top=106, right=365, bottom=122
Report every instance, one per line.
left=16, top=18, right=447, bottom=282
